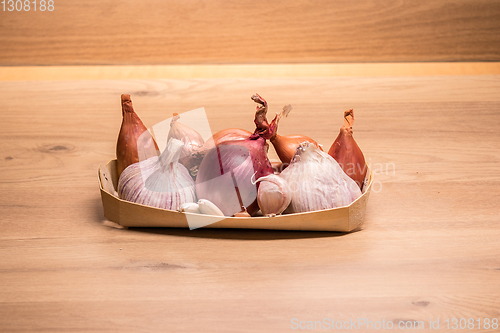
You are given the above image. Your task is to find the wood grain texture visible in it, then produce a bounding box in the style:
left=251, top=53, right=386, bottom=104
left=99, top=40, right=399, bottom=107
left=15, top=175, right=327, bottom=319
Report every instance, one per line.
left=0, top=75, right=500, bottom=332
left=1, top=0, right=500, bottom=65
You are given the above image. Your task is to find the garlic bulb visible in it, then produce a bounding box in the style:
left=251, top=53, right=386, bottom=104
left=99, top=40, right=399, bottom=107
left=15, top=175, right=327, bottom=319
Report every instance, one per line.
left=118, top=138, right=196, bottom=210
left=167, top=113, right=205, bottom=178
left=280, top=142, right=361, bottom=213
left=255, top=174, right=292, bottom=216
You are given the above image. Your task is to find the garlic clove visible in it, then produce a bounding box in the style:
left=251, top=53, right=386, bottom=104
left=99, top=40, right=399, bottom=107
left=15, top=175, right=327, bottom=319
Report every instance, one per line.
left=256, top=174, right=291, bottom=216
left=179, top=202, right=201, bottom=214
left=198, top=199, right=225, bottom=217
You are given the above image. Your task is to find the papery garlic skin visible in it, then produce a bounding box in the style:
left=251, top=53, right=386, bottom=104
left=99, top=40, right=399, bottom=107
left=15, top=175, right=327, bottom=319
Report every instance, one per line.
left=280, top=142, right=361, bottom=213
left=168, top=114, right=205, bottom=155
left=118, top=138, right=196, bottom=211
left=167, top=113, right=205, bottom=178
left=256, top=174, right=292, bottom=216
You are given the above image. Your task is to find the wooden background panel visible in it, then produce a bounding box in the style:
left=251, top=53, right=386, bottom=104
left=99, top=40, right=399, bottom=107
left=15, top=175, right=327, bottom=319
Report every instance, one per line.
left=1, top=0, right=499, bottom=65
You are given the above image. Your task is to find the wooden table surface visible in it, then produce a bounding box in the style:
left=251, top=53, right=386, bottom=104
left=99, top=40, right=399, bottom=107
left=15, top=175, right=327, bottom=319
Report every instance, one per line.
left=1, top=65, right=499, bottom=332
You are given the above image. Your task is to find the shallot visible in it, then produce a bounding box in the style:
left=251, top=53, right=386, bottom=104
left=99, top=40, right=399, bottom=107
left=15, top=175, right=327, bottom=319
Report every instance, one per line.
left=116, top=94, right=159, bottom=178
left=328, top=109, right=366, bottom=189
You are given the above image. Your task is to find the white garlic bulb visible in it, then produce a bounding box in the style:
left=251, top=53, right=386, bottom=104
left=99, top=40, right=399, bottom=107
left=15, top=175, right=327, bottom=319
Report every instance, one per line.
left=280, top=141, right=361, bottom=213
left=255, top=174, right=292, bottom=216
left=118, top=138, right=197, bottom=210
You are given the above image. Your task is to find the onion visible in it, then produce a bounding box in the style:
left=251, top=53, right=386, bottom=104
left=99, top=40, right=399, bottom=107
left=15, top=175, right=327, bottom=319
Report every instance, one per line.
left=196, top=136, right=272, bottom=216
left=116, top=94, right=159, bottom=178
left=203, top=128, right=252, bottom=151
left=328, top=109, right=366, bottom=189
left=195, top=94, right=274, bottom=216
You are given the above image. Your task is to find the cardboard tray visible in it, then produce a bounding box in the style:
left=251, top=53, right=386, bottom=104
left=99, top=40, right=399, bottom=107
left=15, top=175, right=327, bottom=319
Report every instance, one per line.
left=98, top=159, right=373, bottom=232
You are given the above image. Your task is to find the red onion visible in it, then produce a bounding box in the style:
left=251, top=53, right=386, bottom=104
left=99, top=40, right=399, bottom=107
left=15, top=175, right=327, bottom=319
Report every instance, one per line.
left=195, top=94, right=274, bottom=216
left=203, top=128, right=252, bottom=151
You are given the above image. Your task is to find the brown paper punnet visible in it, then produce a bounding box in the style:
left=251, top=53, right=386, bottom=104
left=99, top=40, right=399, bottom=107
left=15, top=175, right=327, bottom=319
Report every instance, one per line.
left=98, top=160, right=373, bottom=232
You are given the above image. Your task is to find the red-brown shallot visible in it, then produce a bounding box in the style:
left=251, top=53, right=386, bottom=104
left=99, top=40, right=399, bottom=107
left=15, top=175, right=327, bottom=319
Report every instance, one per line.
left=328, top=109, right=366, bottom=189
left=116, top=94, right=159, bottom=178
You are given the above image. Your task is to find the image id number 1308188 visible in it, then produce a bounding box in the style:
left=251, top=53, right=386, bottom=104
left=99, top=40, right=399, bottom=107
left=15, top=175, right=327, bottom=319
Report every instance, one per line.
left=2, top=0, right=54, bottom=11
